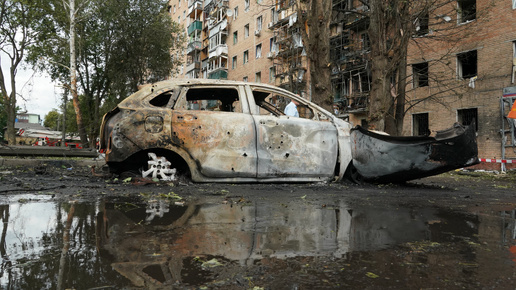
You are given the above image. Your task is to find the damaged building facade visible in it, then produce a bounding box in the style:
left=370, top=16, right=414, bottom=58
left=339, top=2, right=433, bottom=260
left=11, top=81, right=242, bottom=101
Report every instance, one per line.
left=169, top=0, right=516, bottom=171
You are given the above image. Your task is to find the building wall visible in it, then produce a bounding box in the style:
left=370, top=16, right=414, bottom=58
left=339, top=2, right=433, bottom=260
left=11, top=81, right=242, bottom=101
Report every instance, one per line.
left=226, top=1, right=274, bottom=83
left=405, top=0, right=516, bottom=170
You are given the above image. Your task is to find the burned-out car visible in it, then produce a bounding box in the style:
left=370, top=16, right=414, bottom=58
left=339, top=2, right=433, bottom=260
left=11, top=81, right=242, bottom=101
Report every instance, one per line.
left=99, top=79, right=354, bottom=182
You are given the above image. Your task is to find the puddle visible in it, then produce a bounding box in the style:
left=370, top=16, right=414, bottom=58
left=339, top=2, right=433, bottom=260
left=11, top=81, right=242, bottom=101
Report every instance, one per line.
left=1, top=195, right=515, bottom=289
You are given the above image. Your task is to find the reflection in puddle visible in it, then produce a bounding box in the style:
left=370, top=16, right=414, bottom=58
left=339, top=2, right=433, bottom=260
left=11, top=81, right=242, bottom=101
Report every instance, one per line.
left=1, top=195, right=515, bottom=289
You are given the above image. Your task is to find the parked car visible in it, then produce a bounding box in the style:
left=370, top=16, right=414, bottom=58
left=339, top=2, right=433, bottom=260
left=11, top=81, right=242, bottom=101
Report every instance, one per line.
left=99, top=79, right=354, bottom=183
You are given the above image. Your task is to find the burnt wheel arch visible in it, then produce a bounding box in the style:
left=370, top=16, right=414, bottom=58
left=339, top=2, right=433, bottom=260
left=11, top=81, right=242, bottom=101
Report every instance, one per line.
left=109, top=149, right=191, bottom=179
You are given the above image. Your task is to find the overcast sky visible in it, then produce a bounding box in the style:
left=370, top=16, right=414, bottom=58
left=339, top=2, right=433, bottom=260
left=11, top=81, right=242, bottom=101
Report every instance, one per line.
left=1, top=56, right=61, bottom=121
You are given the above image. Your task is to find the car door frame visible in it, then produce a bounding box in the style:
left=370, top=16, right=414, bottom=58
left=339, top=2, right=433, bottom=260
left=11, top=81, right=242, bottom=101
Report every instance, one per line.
left=244, top=85, right=339, bottom=180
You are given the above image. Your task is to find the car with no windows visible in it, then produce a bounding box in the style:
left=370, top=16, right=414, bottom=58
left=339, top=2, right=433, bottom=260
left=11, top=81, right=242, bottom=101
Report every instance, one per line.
left=99, top=79, right=354, bottom=182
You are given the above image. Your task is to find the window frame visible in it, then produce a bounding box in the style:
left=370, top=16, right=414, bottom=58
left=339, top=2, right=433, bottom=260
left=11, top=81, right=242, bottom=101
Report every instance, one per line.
left=412, top=113, right=430, bottom=136
left=412, top=62, right=429, bottom=88
left=457, top=50, right=477, bottom=79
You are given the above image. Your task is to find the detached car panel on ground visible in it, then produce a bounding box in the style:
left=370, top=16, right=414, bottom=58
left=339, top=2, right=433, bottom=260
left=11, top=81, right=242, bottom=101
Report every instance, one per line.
left=99, top=79, right=352, bottom=183
left=350, top=122, right=479, bottom=183
left=99, top=79, right=478, bottom=183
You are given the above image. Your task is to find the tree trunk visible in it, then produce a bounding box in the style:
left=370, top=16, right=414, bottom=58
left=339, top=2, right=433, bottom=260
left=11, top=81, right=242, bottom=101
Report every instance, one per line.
left=5, top=91, right=16, bottom=145
left=310, top=0, right=333, bottom=111
left=298, top=0, right=333, bottom=111
left=69, top=0, right=89, bottom=148
left=5, top=68, right=18, bottom=145
left=395, top=53, right=407, bottom=135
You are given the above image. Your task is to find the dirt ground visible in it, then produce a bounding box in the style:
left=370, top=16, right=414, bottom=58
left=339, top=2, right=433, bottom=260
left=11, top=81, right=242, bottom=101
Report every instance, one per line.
left=1, top=160, right=515, bottom=208
left=2, top=161, right=516, bottom=289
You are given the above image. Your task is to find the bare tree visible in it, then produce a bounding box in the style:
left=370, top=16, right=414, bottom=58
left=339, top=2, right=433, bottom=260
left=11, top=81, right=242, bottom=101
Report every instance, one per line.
left=296, top=0, right=334, bottom=111
left=0, top=0, right=44, bottom=144
left=367, top=0, right=490, bottom=134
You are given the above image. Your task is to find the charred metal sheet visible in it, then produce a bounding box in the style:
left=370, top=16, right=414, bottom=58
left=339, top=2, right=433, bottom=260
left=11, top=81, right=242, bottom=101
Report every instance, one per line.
left=255, top=115, right=338, bottom=178
left=170, top=110, right=257, bottom=178
left=350, top=122, right=479, bottom=183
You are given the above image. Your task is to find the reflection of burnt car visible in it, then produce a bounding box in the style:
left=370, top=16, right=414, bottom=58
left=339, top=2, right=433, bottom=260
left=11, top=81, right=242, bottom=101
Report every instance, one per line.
left=99, top=79, right=354, bottom=182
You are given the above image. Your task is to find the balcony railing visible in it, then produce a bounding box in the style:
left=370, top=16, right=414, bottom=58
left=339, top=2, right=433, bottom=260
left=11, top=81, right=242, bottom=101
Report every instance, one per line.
left=188, top=0, right=202, bottom=9
left=186, top=61, right=201, bottom=73
left=208, top=69, right=228, bottom=79
left=186, top=40, right=202, bottom=54
left=335, top=94, right=369, bottom=113
left=208, top=44, right=228, bottom=59
left=187, top=20, right=202, bottom=35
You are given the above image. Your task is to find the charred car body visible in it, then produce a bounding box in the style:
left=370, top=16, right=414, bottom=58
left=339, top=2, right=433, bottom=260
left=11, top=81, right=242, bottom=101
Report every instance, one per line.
left=99, top=79, right=478, bottom=183
left=100, top=79, right=353, bottom=183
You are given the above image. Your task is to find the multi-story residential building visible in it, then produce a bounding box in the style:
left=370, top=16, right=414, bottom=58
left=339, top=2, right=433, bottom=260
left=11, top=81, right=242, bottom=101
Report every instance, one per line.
left=170, top=0, right=310, bottom=97
left=169, top=0, right=516, bottom=171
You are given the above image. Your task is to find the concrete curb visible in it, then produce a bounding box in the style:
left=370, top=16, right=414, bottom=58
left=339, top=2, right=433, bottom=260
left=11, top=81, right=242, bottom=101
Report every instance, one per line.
left=0, top=158, right=106, bottom=169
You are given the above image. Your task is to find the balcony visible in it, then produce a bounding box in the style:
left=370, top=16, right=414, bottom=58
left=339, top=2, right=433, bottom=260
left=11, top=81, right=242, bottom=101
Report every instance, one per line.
left=186, top=39, right=202, bottom=54
left=336, top=94, right=369, bottom=113
left=187, top=20, right=202, bottom=35
left=188, top=0, right=202, bottom=9
left=208, top=44, right=228, bottom=59
left=208, top=69, right=228, bottom=79
left=186, top=61, right=201, bottom=73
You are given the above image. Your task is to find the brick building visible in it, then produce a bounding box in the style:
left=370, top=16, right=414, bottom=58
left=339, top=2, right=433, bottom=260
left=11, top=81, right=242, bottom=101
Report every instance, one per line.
left=169, top=0, right=516, bottom=171
left=404, top=0, right=516, bottom=171
left=169, top=0, right=310, bottom=96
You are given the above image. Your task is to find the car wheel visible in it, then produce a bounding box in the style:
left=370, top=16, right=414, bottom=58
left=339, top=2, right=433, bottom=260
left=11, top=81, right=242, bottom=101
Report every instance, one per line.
left=345, top=162, right=363, bottom=184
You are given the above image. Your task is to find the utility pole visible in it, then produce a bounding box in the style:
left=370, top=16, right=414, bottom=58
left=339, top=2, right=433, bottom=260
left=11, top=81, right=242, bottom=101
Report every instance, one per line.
left=69, top=0, right=89, bottom=148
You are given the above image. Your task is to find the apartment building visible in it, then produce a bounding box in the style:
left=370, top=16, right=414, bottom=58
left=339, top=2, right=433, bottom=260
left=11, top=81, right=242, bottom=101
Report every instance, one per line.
left=169, top=0, right=310, bottom=95
left=170, top=0, right=516, bottom=171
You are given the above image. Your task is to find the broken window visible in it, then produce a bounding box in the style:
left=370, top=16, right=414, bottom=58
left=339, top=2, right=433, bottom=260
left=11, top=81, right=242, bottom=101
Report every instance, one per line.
left=414, top=11, right=429, bottom=36
left=243, top=50, right=249, bottom=63
left=413, top=62, right=429, bottom=88
left=251, top=89, right=314, bottom=119
left=269, top=66, right=276, bottom=82
left=256, top=16, right=263, bottom=31
left=256, top=44, right=262, bottom=58
left=175, top=87, right=241, bottom=112
left=232, top=56, right=237, bottom=69
left=244, top=24, right=249, bottom=38
left=149, top=91, right=175, bottom=107
left=457, top=50, right=477, bottom=79
left=458, top=0, right=476, bottom=23
left=458, top=108, right=478, bottom=131
left=413, top=113, right=430, bottom=136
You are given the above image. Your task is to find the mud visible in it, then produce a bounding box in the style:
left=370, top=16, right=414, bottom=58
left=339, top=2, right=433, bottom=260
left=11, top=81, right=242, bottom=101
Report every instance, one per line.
left=1, top=162, right=516, bottom=289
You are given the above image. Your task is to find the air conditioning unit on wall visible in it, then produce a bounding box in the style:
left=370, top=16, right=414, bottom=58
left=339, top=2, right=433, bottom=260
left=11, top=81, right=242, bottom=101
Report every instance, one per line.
left=255, top=30, right=261, bottom=36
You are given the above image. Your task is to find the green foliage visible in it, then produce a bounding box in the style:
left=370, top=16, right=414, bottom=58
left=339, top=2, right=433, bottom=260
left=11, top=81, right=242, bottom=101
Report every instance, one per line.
left=43, top=109, right=61, bottom=129
left=26, top=0, right=185, bottom=138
